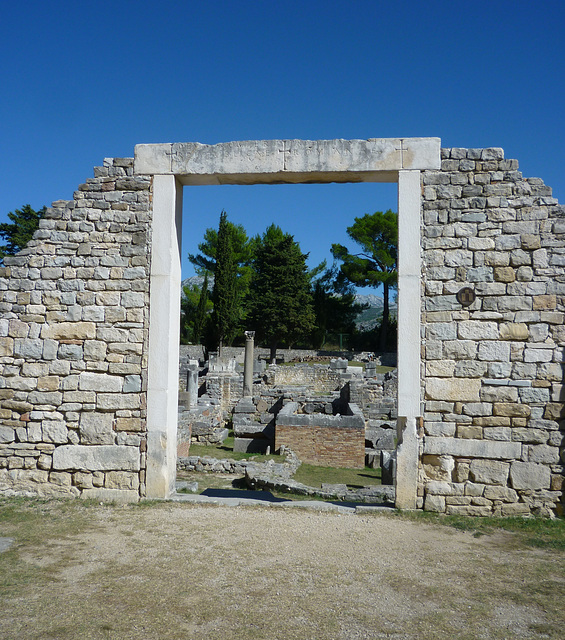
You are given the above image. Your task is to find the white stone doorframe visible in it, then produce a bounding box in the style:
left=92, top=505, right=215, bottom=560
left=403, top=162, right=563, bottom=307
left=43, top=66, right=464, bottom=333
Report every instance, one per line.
left=136, top=138, right=441, bottom=507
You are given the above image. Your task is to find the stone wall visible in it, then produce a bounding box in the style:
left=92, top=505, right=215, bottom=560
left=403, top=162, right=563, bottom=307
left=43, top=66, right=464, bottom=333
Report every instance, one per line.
left=0, top=158, right=151, bottom=501
left=275, top=401, right=365, bottom=468
left=421, top=148, right=564, bottom=516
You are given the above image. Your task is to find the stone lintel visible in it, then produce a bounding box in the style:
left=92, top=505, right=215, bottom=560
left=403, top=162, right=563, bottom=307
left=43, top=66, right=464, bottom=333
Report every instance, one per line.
left=424, top=437, right=521, bottom=460
left=134, top=138, right=441, bottom=182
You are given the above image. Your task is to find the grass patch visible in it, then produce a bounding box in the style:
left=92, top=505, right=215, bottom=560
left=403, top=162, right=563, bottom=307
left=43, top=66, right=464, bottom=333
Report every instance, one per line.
left=293, top=463, right=381, bottom=488
left=390, top=510, right=565, bottom=551
left=188, top=442, right=282, bottom=464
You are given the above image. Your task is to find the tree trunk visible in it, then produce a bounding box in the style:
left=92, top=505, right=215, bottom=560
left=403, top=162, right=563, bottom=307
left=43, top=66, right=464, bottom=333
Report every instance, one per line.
left=269, top=343, right=278, bottom=364
left=378, top=283, right=389, bottom=353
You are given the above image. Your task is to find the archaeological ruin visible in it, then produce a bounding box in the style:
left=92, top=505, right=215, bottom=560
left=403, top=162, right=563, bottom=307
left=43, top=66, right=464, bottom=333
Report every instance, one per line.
left=0, top=138, right=563, bottom=516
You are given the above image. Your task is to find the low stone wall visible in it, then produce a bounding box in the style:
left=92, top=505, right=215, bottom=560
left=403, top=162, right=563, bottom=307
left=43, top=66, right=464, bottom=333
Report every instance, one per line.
left=275, top=402, right=365, bottom=469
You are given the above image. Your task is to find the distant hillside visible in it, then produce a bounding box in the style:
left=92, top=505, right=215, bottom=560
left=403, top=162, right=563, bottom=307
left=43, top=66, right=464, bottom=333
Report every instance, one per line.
left=181, top=276, right=395, bottom=331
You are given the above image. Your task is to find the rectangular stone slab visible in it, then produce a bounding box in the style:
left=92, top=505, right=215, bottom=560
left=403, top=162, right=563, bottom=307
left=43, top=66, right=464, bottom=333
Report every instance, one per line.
left=134, top=138, right=440, bottom=184
left=53, top=445, right=140, bottom=471
left=424, top=437, right=521, bottom=460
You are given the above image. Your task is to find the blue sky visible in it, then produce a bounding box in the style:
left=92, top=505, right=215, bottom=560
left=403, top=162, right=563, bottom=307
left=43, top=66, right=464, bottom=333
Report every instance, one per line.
left=1, top=0, right=564, bottom=292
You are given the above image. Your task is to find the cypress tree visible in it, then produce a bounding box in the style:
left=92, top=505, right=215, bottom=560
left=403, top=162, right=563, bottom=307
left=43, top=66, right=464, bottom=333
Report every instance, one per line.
left=212, top=211, right=238, bottom=352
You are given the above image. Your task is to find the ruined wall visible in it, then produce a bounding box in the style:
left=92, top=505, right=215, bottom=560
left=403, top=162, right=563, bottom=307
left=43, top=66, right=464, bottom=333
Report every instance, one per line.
left=421, top=148, right=564, bottom=516
left=0, top=158, right=151, bottom=501
left=275, top=402, right=365, bottom=468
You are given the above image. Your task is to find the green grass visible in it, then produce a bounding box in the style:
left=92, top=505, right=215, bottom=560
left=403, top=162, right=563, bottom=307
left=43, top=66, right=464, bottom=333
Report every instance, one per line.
left=293, top=463, right=381, bottom=488
left=188, top=441, right=281, bottom=464
left=388, top=510, right=565, bottom=550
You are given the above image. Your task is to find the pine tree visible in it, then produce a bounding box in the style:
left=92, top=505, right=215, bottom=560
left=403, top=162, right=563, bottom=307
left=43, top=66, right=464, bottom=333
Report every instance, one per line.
left=331, top=210, right=398, bottom=352
left=248, top=224, right=315, bottom=361
left=212, top=211, right=239, bottom=352
left=0, top=204, right=45, bottom=263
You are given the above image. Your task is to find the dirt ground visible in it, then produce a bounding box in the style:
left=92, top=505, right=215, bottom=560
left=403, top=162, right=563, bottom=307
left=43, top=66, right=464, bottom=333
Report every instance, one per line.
left=1, top=501, right=564, bottom=639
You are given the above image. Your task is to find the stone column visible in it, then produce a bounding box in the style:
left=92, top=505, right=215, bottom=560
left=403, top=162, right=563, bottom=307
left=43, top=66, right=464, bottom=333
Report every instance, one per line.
left=243, top=331, right=255, bottom=397
left=187, top=359, right=199, bottom=408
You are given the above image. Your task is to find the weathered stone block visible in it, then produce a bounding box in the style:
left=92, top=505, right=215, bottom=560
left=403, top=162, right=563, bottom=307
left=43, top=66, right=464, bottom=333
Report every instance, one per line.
left=469, top=460, right=509, bottom=485
left=424, top=437, right=521, bottom=459
left=42, top=322, right=96, bottom=340
left=79, top=413, right=114, bottom=445
left=509, top=461, right=550, bottom=490
left=424, top=494, right=445, bottom=512
left=42, top=421, right=68, bottom=444
left=499, top=323, right=529, bottom=340
left=52, top=445, right=140, bottom=471
left=426, top=378, right=481, bottom=402
left=79, top=488, right=139, bottom=503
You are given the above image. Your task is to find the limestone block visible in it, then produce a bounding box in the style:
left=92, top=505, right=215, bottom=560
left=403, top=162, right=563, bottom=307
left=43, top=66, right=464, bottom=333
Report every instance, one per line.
left=424, top=494, right=445, bottom=512
left=121, top=291, right=145, bottom=308
left=443, top=341, right=477, bottom=360
left=483, top=486, right=518, bottom=502
left=526, top=444, right=560, bottom=464
left=509, top=462, right=550, bottom=490
left=0, top=427, right=15, bottom=443
left=462, top=403, right=492, bottom=417
left=425, top=481, right=464, bottom=496
left=478, top=341, right=510, bottom=362
left=42, top=421, right=68, bottom=444
left=123, top=375, right=141, bottom=392
left=480, top=386, right=518, bottom=403
left=543, top=404, right=564, bottom=421
left=493, top=267, right=515, bottom=282
left=52, top=445, right=140, bottom=471
left=523, top=348, right=553, bottom=363
left=426, top=378, right=481, bottom=402
left=49, top=471, right=72, bottom=486
left=424, top=437, right=521, bottom=459
left=483, top=427, right=511, bottom=441
left=80, top=413, right=114, bottom=445
left=499, top=323, right=529, bottom=341
left=454, top=361, right=488, bottom=378
left=425, top=360, right=455, bottom=377
left=500, top=503, right=531, bottom=516
left=79, top=372, right=123, bottom=393
left=493, top=403, right=530, bottom=418
left=80, top=488, right=139, bottom=503
left=0, top=337, right=14, bottom=357
left=96, top=394, right=141, bottom=411
left=469, top=460, right=509, bottom=485
left=424, top=422, right=456, bottom=437
left=519, top=387, right=550, bottom=404
left=105, top=470, right=140, bottom=490
left=457, top=425, right=483, bottom=439
left=458, top=321, right=498, bottom=340
left=533, top=295, right=556, bottom=310
left=115, top=418, right=143, bottom=432
left=426, top=323, right=457, bottom=341
left=41, top=322, right=96, bottom=340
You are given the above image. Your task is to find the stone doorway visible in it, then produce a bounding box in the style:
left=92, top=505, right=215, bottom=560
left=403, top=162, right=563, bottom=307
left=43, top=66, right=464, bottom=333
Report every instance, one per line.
left=135, top=138, right=441, bottom=507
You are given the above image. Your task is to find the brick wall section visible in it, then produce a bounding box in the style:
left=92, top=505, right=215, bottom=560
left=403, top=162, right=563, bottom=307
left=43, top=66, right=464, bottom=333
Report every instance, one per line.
left=275, top=402, right=365, bottom=468
left=0, top=158, right=151, bottom=500
left=275, top=424, right=365, bottom=469
left=421, top=147, right=564, bottom=516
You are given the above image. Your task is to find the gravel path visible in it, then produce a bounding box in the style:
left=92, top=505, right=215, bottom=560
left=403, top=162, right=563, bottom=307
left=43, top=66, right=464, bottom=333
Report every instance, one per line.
left=1, top=503, right=563, bottom=639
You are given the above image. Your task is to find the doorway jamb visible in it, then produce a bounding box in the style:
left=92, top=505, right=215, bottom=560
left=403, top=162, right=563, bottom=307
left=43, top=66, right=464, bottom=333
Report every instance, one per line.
left=146, top=175, right=183, bottom=498
left=395, top=169, right=422, bottom=509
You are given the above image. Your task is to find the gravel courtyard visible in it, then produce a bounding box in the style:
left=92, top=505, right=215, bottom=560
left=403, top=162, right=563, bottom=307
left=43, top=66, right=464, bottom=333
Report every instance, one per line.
left=0, top=501, right=563, bottom=639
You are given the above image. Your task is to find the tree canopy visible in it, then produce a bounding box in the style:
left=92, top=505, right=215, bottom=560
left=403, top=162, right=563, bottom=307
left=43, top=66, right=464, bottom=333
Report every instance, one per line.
left=248, top=224, right=315, bottom=361
left=0, top=204, right=45, bottom=264
left=331, top=209, right=398, bottom=352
